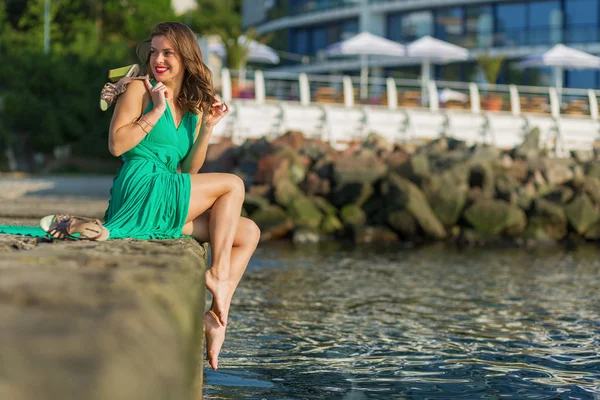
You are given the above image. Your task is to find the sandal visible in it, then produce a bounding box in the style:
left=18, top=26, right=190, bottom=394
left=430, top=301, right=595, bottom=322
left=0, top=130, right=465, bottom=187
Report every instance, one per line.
left=40, top=214, right=110, bottom=241
left=100, top=64, right=147, bottom=111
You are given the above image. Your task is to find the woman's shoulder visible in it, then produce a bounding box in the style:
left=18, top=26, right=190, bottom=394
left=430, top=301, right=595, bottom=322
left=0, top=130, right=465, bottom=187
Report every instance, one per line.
left=116, top=79, right=150, bottom=111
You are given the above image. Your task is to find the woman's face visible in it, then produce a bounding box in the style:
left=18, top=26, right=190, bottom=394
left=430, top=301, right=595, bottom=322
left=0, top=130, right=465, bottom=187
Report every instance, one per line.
left=149, top=35, right=184, bottom=83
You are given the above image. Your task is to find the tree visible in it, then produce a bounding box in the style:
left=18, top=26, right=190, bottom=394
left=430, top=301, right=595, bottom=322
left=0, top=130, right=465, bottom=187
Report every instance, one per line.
left=477, top=53, right=505, bottom=85
left=186, top=0, right=263, bottom=69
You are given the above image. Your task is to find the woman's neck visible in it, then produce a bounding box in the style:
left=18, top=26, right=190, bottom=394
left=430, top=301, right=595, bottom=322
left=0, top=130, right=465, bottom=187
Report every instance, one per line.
left=161, top=75, right=184, bottom=101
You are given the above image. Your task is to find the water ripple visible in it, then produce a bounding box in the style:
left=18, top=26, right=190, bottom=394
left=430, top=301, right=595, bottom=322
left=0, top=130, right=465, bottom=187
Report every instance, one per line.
left=205, top=243, right=600, bottom=399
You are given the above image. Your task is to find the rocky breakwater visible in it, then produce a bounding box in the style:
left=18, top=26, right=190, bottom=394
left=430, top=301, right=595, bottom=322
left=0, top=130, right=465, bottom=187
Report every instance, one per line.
left=203, top=128, right=600, bottom=246
left=0, top=230, right=207, bottom=400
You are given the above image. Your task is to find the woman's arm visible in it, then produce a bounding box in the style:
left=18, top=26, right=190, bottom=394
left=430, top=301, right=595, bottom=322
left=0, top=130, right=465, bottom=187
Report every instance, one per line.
left=180, top=101, right=229, bottom=174
left=180, top=119, right=213, bottom=174
left=108, top=79, right=165, bottom=157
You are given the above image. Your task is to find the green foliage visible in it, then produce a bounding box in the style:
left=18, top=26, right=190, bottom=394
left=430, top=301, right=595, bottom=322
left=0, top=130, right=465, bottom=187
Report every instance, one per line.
left=0, top=0, right=187, bottom=170
left=477, top=54, right=505, bottom=85
left=187, top=0, right=265, bottom=69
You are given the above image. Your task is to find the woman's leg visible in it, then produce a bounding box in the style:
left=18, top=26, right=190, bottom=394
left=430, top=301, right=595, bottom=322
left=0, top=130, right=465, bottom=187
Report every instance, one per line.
left=182, top=173, right=245, bottom=326
left=183, top=212, right=261, bottom=370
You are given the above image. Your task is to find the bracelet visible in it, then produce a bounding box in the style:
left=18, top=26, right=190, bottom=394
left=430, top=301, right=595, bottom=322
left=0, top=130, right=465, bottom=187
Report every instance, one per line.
left=139, top=117, right=155, bottom=127
left=134, top=120, right=149, bottom=134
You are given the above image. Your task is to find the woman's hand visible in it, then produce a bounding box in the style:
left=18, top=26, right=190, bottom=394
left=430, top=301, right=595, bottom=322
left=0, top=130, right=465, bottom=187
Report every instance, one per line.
left=202, top=98, right=229, bottom=128
left=143, top=78, right=168, bottom=114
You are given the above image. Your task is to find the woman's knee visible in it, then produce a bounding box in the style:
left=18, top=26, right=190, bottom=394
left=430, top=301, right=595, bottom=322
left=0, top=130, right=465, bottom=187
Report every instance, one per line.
left=238, top=218, right=261, bottom=246
left=226, top=174, right=245, bottom=195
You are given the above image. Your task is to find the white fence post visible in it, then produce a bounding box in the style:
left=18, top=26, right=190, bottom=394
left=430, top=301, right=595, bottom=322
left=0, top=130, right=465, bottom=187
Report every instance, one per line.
left=221, top=68, right=232, bottom=103
left=254, top=70, right=265, bottom=104
left=469, top=83, right=481, bottom=113
left=509, top=85, right=520, bottom=116
left=386, top=77, right=398, bottom=110
left=299, top=73, right=310, bottom=106
left=343, top=76, right=354, bottom=108
left=428, top=80, right=439, bottom=112
left=549, top=87, right=560, bottom=118
left=588, top=90, right=598, bottom=120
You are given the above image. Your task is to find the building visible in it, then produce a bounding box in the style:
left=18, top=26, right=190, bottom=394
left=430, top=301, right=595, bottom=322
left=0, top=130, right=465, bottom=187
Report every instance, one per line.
left=242, top=0, right=600, bottom=89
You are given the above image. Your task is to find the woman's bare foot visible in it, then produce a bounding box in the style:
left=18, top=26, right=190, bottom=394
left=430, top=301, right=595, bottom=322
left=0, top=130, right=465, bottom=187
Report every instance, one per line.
left=205, top=269, right=233, bottom=326
left=205, top=309, right=226, bottom=370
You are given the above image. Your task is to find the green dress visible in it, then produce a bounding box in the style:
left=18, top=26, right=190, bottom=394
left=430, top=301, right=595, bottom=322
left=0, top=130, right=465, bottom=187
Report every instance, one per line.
left=0, top=85, right=198, bottom=240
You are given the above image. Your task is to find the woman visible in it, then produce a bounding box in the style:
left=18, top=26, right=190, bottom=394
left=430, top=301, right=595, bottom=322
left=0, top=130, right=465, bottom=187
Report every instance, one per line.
left=2, top=22, right=260, bottom=371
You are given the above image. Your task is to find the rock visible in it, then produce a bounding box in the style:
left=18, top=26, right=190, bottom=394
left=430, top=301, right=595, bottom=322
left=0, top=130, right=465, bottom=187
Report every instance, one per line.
left=583, top=176, right=600, bottom=204
left=332, top=149, right=387, bottom=185
left=243, top=192, right=270, bottom=215
left=0, top=238, right=207, bottom=400
left=292, top=228, right=326, bottom=244
left=388, top=210, right=420, bottom=240
left=247, top=184, right=271, bottom=198
left=464, top=199, right=527, bottom=235
left=320, top=214, right=344, bottom=235
left=300, top=171, right=321, bottom=196
left=387, top=173, right=446, bottom=239
left=312, top=196, right=338, bottom=216
left=470, top=146, right=500, bottom=165
left=353, top=226, right=399, bottom=244
left=362, top=195, right=387, bottom=226
left=312, top=154, right=336, bottom=181
left=252, top=205, right=294, bottom=240
left=340, top=204, right=367, bottom=228
left=586, top=161, right=600, bottom=179
left=583, top=220, right=600, bottom=239
left=525, top=198, right=567, bottom=241
left=364, top=132, right=393, bottom=152
left=255, top=154, right=291, bottom=186
left=394, top=153, right=430, bottom=184
left=565, top=193, right=600, bottom=235
left=573, top=149, right=594, bottom=164
left=542, top=186, right=574, bottom=205
left=516, top=127, right=541, bottom=158
left=423, top=165, right=468, bottom=226
left=274, top=180, right=302, bottom=208
left=468, top=162, right=495, bottom=199
left=271, top=130, right=306, bottom=151
left=382, top=146, right=410, bottom=170
left=543, top=160, right=574, bottom=186
left=200, top=138, right=237, bottom=173
left=507, top=158, right=530, bottom=182
left=287, top=196, right=323, bottom=230
left=332, top=182, right=374, bottom=208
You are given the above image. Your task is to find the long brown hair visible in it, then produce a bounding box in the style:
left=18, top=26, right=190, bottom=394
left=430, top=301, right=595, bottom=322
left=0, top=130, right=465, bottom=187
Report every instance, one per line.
left=137, top=22, right=216, bottom=115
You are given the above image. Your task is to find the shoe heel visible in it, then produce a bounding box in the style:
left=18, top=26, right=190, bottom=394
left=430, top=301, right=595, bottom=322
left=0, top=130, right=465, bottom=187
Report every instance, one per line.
left=39, top=215, right=55, bottom=232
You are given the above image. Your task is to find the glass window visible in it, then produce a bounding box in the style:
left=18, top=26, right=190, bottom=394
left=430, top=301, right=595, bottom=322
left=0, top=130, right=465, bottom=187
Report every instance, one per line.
left=465, top=6, right=493, bottom=48
left=294, top=29, right=309, bottom=55
left=311, top=26, right=328, bottom=54
left=496, top=3, right=527, bottom=46
left=567, top=69, right=597, bottom=89
left=341, top=19, right=359, bottom=40
left=435, top=8, right=464, bottom=45
left=399, top=11, right=433, bottom=42
left=387, top=13, right=404, bottom=42
left=528, top=1, right=562, bottom=45
left=565, top=0, right=599, bottom=43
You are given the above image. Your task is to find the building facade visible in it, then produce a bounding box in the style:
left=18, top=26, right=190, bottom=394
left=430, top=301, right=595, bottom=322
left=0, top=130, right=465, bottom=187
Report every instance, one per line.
left=242, top=0, right=600, bottom=89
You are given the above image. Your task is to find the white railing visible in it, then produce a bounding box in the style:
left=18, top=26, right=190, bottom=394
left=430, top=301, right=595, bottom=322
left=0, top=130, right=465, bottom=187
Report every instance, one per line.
left=213, top=68, right=600, bottom=156
left=222, top=68, right=599, bottom=119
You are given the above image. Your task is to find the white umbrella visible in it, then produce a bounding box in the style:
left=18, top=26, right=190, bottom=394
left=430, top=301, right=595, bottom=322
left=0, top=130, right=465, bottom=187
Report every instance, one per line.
left=406, top=36, right=469, bottom=105
left=324, top=32, right=406, bottom=100
left=208, top=36, right=280, bottom=64
left=520, top=44, right=600, bottom=94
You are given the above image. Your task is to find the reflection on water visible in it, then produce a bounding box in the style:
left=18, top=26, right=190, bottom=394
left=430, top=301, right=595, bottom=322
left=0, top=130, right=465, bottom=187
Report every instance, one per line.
left=204, top=242, right=600, bottom=399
